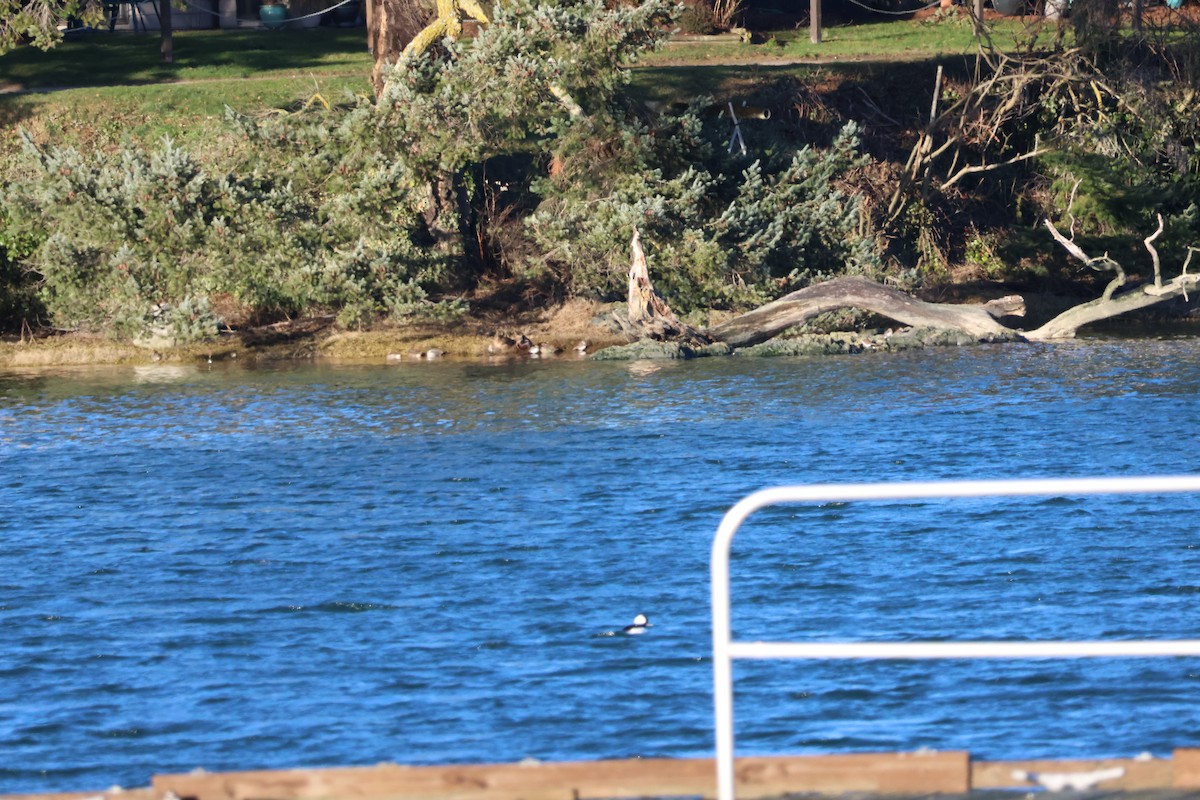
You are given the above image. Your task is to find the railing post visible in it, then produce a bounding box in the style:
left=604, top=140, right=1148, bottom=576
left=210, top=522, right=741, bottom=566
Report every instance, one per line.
left=711, top=508, right=738, bottom=800
left=711, top=476, right=1200, bottom=800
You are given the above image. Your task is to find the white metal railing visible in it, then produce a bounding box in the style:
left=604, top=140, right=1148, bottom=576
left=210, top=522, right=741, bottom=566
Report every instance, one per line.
left=711, top=475, right=1200, bottom=800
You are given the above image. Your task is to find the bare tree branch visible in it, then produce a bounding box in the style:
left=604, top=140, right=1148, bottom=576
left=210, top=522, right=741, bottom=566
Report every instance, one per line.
left=940, top=144, right=1049, bottom=191
left=1144, top=213, right=1164, bottom=289
left=1043, top=218, right=1127, bottom=301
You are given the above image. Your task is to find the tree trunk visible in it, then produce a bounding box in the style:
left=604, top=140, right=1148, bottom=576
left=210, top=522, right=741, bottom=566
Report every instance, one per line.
left=159, top=0, right=173, bottom=63
left=422, top=172, right=472, bottom=260
left=705, top=277, right=1025, bottom=349
left=367, top=0, right=429, bottom=96
left=625, top=229, right=709, bottom=344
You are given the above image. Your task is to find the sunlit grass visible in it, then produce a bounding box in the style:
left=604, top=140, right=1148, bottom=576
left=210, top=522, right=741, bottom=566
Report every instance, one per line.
left=0, top=11, right=1074, bottom=168
left=0, top=73, right=371, bottom=169
left=642, top=12, right=1066, bottom=64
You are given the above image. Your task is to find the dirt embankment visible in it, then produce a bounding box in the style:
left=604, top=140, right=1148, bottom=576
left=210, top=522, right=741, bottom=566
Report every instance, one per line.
left=0, top=299, right=632, bottom=368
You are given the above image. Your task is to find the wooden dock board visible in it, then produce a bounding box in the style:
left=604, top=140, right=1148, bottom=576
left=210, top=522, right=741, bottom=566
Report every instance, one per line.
left=973, top=757, right=1174, bottom=791
left=150, top=752, right=969, bottom=800
left=9, top=750, right=1200, bottom=800
left=1172, top=749, right=1200, bottom=788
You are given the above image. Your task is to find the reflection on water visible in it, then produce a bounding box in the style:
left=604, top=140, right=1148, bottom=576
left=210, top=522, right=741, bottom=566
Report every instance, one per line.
left=1, top=340, right=1199, bottom=793
left=130, top=364, right=200, bottom=383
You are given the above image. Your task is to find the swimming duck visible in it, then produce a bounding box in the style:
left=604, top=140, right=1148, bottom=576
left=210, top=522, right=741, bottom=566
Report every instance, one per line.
left=623, top=614, right=651, bottom=635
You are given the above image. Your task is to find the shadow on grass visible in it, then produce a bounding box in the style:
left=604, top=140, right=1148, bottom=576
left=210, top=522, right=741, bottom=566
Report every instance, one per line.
left=0, top=28, right=369, bottom=92
left=0, top=94, right=38, bottom=136
left=629, top=55, right=979, bottom=147
left=633, top=55, right=981, bottom=99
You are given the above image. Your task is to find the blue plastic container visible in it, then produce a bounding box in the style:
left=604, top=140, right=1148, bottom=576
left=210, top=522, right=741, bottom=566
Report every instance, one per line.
left=259, top=3, right=287, bottom=28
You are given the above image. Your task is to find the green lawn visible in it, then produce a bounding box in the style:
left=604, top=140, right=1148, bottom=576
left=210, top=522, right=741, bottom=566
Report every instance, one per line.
left=0, top=13, right=1053, bottom=92
left=643, top=12, right=1057, bottom=63
left=0, top=28, right=373, bottom=91
left=2, top=74, right=370, bottom=143
left=0, top=15, right=1056, bottom=164
left=0, top=29, right=374, bottom=165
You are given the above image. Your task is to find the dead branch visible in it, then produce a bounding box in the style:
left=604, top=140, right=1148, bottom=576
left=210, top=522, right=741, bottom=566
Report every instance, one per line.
left=1144, top=213, right=1164, bottom=289
left=1185, top=247, right=1198, bottom=277
left=704, top=276, right=1022, bottom=349
left=1043, top=217, right=1089, bottom=262
left=856, top=87, right=899, bottom=127
left=886, top=67, right=949, bottom=223
left=1029, top=215, right=1200, bottom=338
left=885, top=52, right=1050, bottom=226
left=920, top=65, right=945, bottom=197
left=1029, top=270, right=1200, bottom=339
left=940, top=143, right=1049, bottom=191
left=1043, top=218, right=1126, bottom=301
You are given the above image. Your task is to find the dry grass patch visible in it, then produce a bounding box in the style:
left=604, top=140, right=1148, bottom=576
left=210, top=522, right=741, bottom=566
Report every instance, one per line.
left=0, top=335, right=150, bottom=367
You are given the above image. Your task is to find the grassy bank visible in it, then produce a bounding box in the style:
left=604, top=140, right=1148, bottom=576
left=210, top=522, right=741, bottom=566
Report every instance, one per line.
left=1, top=9, right=1196, bottom=366
left=0, top=15, right=1010, bottom=91
left=1, top=29, right=374, bottom=168
left=0, top=15, right=1022, bottom=175
left=645, top=12, right=1045, bottom=64
left=0, top=13, right=1051, bottom=161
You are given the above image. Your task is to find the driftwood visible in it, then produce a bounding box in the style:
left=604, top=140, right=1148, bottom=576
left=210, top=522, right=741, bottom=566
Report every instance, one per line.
left=1023, top=218, right=1200, bottom=340
left=1024, top=277, right=1198, bottom=340
left=623, top=229, right=710, bottom=345
left=620, top=223, right=1199, bottom=353
left=707, top=277, right=1025, bottom=349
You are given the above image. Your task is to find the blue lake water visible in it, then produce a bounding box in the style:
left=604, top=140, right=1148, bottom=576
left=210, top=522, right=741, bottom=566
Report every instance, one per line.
left=2, top=339, right=1200, bottom=794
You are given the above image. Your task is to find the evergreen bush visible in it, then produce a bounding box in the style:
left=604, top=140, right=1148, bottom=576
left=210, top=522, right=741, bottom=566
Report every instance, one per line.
left=0, top=194, right=45, bottom=331
left=529, top=110, right=879, bottom=311
left=15, top=130, right=453, bottom=340
left=10, top=0, right=882, bottom=339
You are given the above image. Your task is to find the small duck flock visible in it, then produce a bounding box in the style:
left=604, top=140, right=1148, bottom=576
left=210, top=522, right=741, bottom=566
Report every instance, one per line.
left=487, top=334, right=589, bottom=357
left=388, top=336, right=589, bottom=363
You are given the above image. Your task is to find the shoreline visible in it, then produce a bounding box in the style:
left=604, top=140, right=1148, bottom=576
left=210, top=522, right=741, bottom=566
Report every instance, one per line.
left=0, top=300, right=631, bottom=369
left=2, top=299, right=1197, bottom=370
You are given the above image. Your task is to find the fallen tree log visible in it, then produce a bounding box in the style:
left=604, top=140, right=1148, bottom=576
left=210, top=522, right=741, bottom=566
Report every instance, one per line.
left=1025, top=220, right=1200, bottom=340
left=706, top=276, right=1026, bottom=349
left=612, top=225, right=1198, bottom=358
